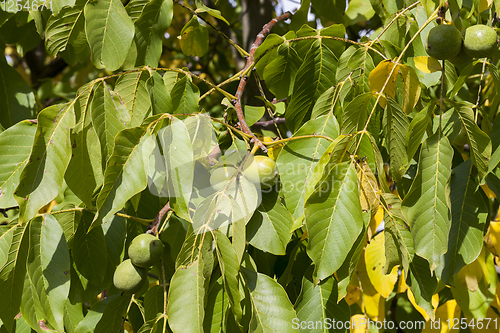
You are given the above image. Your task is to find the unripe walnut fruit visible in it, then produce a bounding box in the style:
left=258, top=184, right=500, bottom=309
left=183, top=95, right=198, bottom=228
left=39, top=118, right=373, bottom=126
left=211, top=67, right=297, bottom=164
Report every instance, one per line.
left=113, top=259, right=147, bottom=294
left=463, top=24, right=498, bottom=58
left=242, top=155, right=278, bottom=188
left=210, top=165, right=238, bottom=191
left=426, top=24, right=463, bottom=60
left=128, top=234, right=164, bottom=268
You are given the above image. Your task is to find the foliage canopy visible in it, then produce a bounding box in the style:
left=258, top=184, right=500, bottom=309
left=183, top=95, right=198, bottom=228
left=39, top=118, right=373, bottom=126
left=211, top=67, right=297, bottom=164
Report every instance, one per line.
left=2, top=0, right=500, bottom=332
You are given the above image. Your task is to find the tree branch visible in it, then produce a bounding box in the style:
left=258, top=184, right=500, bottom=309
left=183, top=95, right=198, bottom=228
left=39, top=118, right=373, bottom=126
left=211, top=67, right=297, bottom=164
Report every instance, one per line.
left=233, top=11, right=293, bottom=153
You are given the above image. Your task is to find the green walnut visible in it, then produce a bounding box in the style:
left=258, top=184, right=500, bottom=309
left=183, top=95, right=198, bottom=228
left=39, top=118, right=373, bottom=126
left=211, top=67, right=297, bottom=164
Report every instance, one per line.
left=210, top=165, right=238, bottom=191
left=463, top=24, right=498, bottom=58
left=426, top=24, right=463, bottom=60
left=128, top=234, right=164, bottom=268
left=113, top=259, right=147, bottom=294
left=242, top=155, right=278, bottom=188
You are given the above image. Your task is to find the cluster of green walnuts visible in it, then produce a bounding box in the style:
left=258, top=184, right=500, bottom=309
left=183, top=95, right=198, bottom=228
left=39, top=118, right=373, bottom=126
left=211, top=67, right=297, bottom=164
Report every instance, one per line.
left=426, top=23, right=498, bottom=63
left=113, top=234, right=164, bottom=294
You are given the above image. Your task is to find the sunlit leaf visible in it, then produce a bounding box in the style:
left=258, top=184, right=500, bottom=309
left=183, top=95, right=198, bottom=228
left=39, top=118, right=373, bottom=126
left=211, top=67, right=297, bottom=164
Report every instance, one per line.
left=0, top=120, right=37, bottom=208
left=84, top=0, right=134, bottom=70
left=167, top=260, right=205, bottom=333
left=15, top=104, right=75, bottom=223
left=402, top=133, right=453, bottom=272
left=413, top=56, right=442, bottom=73
left=306, top=161, right=363, bottom=282
left=294, top=266, right=350, bottom=333
left=241, top=267, right=298, bottom=332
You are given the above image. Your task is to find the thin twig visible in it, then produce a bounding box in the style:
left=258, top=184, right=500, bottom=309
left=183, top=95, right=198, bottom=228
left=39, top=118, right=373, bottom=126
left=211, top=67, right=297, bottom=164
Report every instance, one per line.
left=148, top=202, right=171, bottom=236
left=233, top=11, right=293, bottom=153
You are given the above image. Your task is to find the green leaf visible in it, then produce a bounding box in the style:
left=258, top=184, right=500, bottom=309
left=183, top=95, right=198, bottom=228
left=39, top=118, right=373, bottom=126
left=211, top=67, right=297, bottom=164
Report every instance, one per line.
left=148, top=71, right=173, bottom=116
left=134, top=0, right=173, bottom=67
left=95, top=126, right=155, bottom=226
left=115, top=71, right=153, bottom=127
left=167, top=260, right=205, bottom=333
left=306, top=161, right=363, bottom=282
left=170, top=76, right=200, bottom=114
left=406, top=255, right=438, bottom=321
left=406, top=102, right=434, bottom=161
left=180, top=16, right=209, bottom=57
left=0, top=61, right=36, bottom=128
left=336, top=213, right=369, bottom=301
left=0, top=120, right=37, bottom=208
left=241, top=267, right=298, bottom=332
left=437, top=159, right=488, bottom=284
left=15, top=104, right=75, bottom=223
left=84, top=0, right=134, bottom=70
left=72, top=210, right=107, bottom=285
left=73, top=297, right=110, bottom=333
left=383, top=98, right=410, bottom=181
left=452, top=102, right=491, bottom=182
left=94, top=294, right=133, bottom=333
left=255, top=34, right=285, bottom=76
left=286, top=25, right=345, bottom=131
left=0, top=223, right=29, bottom=331
left=340, top=92, right=376, bottom=135
left=143, top=285, right=163, bottom=321
left=203, top=277, right=230, bottom=333
left=195, top=0, right=229, bottom=25
left=311, top=0, right=345, bottom=23
left=125, top=0, right=150, bottom=22
left=402, top=133, right=453, bottom=272
left=52, top=0, right=76, bottom=15
left=24, top=215, right=70, bottom=332
left=91, top=82, right=131, bottom=169
left=263, top=43, right=301, bottom=100
left=381, top=193, right=414, bottom=275
left=66, top=84, right=104, bottom=207
left=45, top=0, right=85, bottom=57
left=158, top=118, right=194, bottom=221
left=294, top=267, right=350, bottom=333
left=277, top=114, right=339, bottom=219
left=214, top=231, right=242, bottom=325
left=247, top=190, right=293, bottom=255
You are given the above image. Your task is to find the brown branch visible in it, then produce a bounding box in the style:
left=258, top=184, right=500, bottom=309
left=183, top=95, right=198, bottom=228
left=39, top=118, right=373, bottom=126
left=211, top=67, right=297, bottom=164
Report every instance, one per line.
left=253, top=117, right=285, bottom=127
left=233, top=11, right=293, bottom=153
left=148, top=202, right=171, bottom=236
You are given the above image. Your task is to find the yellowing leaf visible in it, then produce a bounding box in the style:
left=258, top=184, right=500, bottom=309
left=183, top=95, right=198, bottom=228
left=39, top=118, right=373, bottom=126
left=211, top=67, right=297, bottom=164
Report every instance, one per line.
left=422, top=299, right=460, bottom=333
left=356, top=158, right=379, bottom=213
left=457, top=259, right=483, bottom=292
left=414, top=56, right=442, bottom=73
left=479, top=0, right=493, bottom=13
left=364, top=231, right=399, bottom=298
left=369, top=205, right=384, bottom=238
left=356, top=251, right=385, bottom=321
left=350, top=314, right=370, bottom=333
left=345, top=284, right=361, bottom=305
left=369, top=59, right=399, bottom=108
left=399, top=64, right=421, bottom=114
left=480, top=184, right=496, bottom=199
left=407, top=289, right=439, bottom=321
left=485, top=221, right=500, bottom=257
left=397, top=269, right=408, bottom=293
left=179, top=16, right=209, bottom=57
